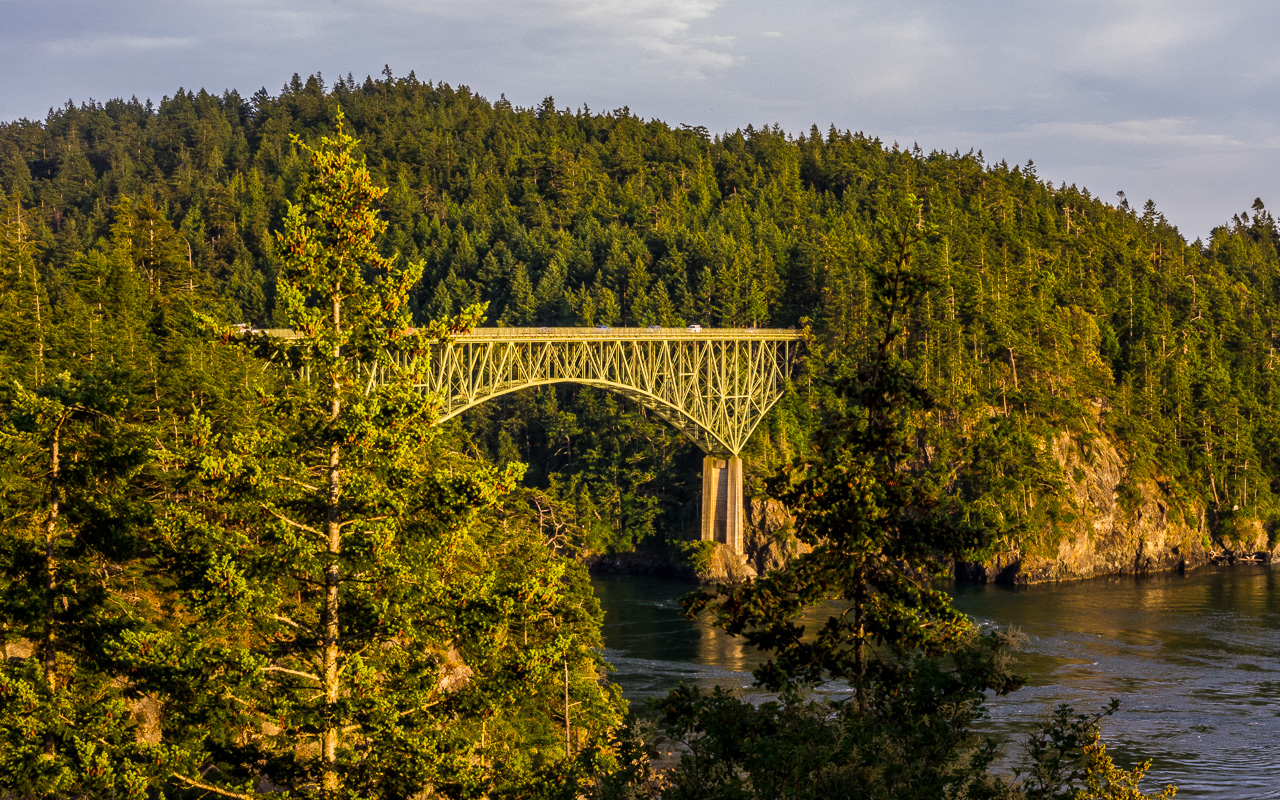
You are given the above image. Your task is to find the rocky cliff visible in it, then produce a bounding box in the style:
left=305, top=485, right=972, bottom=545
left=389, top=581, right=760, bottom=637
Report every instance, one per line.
left=593, top=420, right=1280, bottom=586
left=957, top=428, right=1278, bottom=584
left=733, top=427, right=1279, bottom=586
left=743, top=496, right=807, bottom=575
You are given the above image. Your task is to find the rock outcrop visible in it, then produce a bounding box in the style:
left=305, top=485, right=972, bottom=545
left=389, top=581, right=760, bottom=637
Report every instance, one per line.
left=736, top=424, right=1279, bottom=586
left=959, top=429, right=1280, bottom=584
left=588, top=420, right=1279, bottom=586
left=742, top=496, right=809, bottom=575
left=697, top=543, right=758, bottom=583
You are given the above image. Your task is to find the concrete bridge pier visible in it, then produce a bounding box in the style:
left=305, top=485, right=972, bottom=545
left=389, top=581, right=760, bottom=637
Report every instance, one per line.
left=700, top=455, right=744, bottom=554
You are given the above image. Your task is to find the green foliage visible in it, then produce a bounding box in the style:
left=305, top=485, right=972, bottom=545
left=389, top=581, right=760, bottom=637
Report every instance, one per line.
left=689, top=200, right=1001, bottom=696
left=137, top=113, right=625, bottom=797
left=650, top=202, right=1009, bottom=798
left=0, top=71, right=1236, bottom=798
left=673, top=539, right=716, bottom=574
left=654, top=632, right=1024, bottom=800
left=0, top=109, right=638, bottom=797
left=647, top=202, right=1177, bottom=800
left=0, top=665, right=153, bottom=799
left=650, top=681, right=1179, bottom=800
left=1013, top=701, right=1175, bottom=800
left=0, top=191, right=48, bottom=382
left=0, top=370, right=158, bottom=797
left=1018, top=702, right=1122, bottom=799
left=1073, top=740, right=1177, bottom=800
left=6, top=73, right=1280, bottom=551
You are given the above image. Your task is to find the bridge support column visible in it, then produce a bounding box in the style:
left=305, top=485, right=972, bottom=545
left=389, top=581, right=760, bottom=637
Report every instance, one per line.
left=700, top=455, right=744, bottom=554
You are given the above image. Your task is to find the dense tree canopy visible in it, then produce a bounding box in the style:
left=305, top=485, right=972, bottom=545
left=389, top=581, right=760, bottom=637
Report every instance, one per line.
left=0, top=86, right=629, bottom=799
left=4, top=69, right=1276, bottom=556
left=0, top=68, right=1229, bottom=799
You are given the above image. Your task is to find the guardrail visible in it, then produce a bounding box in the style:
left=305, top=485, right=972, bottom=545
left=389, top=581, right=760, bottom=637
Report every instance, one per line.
left=247, top=326, right=804, bottom=341
left=455, top=326, right=803, bottom=340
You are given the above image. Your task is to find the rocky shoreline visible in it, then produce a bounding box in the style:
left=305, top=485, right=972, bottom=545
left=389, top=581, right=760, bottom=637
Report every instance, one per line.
left=954, top=427, right=1280, bottom=584
left=587, top=484, right=1280, bottom=587
left=588, top=539, right=1279, bottom=586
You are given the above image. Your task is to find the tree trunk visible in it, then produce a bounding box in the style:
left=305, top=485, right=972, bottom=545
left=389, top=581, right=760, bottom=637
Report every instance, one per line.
left=853, top=575, right=866, bottom=715
left=20, top=204, right=45, bottom=384
left=42, top=418, right=63, bottom=758
left=321, top=296, right=343, bottom=796
left=563, top=657, right=572, bottom=756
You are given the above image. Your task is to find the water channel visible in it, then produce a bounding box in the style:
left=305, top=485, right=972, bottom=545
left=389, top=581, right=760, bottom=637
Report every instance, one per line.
left=592, top=564, right=1280, bottom=799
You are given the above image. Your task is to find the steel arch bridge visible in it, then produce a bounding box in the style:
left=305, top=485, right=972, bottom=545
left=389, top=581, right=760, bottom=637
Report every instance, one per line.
left=273, top=325, right=802, bottom=552
left=411, top=327, right=804, bottom=554
left=418, top=327, right=802, bottom=458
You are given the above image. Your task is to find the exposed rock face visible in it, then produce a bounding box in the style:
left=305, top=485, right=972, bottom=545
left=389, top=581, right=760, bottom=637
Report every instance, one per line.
left=742, top=496, right=809, bottom=575
left=697, top=544, right=758, bottom=583
left=3, top=639, right=32, bottom=660
left=959, top=430, right=1280, bottom=584
left=591, top=421, right=1280, bottom=586
left=738, top=427, right=1279, bottom=586
left=132, top=695, right=162, bottom=745
left=437, top=646, right=473, bottom=693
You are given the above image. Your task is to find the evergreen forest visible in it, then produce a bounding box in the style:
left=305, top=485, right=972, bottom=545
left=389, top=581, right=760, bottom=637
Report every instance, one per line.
left=5, top=71, right=1278, bottom=556
left=0, top=68, right=1263, bottom=796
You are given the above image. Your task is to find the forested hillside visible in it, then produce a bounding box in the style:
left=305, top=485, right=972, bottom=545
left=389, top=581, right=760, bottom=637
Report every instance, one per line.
left=4, top=69, right=1279, bottom=561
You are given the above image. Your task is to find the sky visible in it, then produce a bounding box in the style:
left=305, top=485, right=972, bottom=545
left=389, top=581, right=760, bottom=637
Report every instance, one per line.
left=4, top=0, right=1279, bottom=240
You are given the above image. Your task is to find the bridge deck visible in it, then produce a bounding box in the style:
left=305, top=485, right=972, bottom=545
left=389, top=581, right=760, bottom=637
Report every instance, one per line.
left=255, top=326, right=802, bottom=341
left=453, top=326, right=804, bottom=341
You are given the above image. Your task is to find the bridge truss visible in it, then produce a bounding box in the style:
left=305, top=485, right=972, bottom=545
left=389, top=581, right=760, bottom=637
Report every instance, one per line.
left=275, top=326, right=803, bottom=553
left=326, top=326, right=803, bottom=554
left=412, top=327, right=802, bottom=458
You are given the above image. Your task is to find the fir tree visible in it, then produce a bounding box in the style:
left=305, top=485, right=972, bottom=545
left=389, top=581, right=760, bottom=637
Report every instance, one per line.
left=154, top=112, right=622, bottom=798
left=0, top=370, right=155, bottom=797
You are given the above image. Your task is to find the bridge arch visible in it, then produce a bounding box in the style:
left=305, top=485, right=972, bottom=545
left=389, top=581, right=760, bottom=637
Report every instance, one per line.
left=432, top=377, right=742, bottom=456
left=396, top=327, right=804, bottom=554
left=416, top=328, right=802, bottom=458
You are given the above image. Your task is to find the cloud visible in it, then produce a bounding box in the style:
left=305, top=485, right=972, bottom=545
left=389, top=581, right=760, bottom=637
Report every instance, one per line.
left=44, top=35, right=192, bottom=57
left=2, top=0, right=1279, bottom=237
left=1058, top=1, right=1225, bottom=79
left=1024, top=118, right=1262, bottom=151
left=839, top=14, right=957, bottom=100
left=374, top=0, right=737, bottom=78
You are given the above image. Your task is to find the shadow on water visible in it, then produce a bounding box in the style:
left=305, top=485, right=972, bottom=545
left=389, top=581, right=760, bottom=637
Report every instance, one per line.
left=593, top=565, right=1280, bottom=800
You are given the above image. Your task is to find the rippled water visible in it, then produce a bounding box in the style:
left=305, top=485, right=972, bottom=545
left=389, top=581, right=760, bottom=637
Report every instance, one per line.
left=592, top=565, right=1280, bottom=799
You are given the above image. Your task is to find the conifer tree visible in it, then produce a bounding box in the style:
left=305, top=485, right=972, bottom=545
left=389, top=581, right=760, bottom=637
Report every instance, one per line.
left=154, top=113, right=621, bottom=798
left=658, top=197, right=1024, bottom=799
left=690, top=197, right=1002, bottom=696
left=0, top=192, right=49, bottom=381
left=0, top=370, right=155, bottom=798
left=504, top=261, right=537, bottom=325
left=623, top=255, right=653, bottom=325
left=534, top=253, right=571, bottom=322
left=650, top=279, right=680, bottom=326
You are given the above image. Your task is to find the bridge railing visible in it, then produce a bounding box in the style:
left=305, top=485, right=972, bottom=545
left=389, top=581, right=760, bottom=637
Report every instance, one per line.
left=453, top=326, right=804, bottom=341
left=248, top=326, right=803, bottom=342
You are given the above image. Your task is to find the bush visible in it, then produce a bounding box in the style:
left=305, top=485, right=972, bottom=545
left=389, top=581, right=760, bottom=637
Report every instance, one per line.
left=674, top=539, right=717, bottom=574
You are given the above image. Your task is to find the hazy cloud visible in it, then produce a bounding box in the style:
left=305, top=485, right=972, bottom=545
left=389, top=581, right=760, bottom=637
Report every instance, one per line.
left=45, top=35, right=192, bottom=57
left=1061, top=2, right=1225, bottom=79
left=1026, top=119, right=1264, bottom=152
left=368, top=0, right=737, bottom=77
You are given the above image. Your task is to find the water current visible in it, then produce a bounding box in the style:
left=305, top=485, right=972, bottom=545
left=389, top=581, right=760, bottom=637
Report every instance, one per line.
left=592, top=565, right=1280, bottom=799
